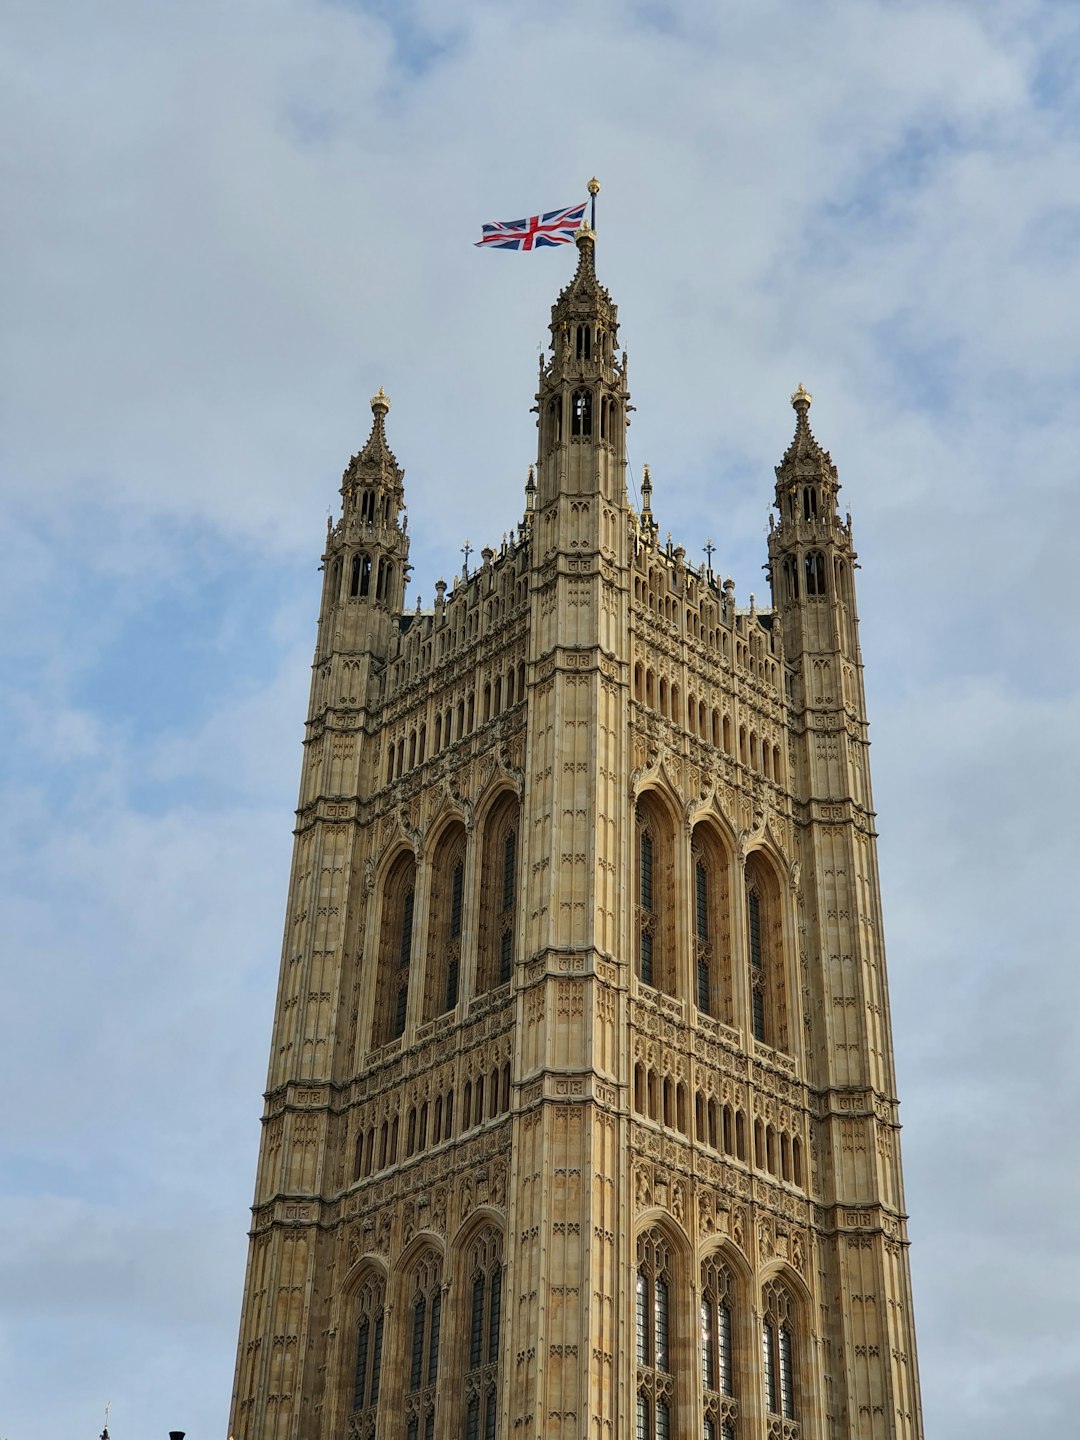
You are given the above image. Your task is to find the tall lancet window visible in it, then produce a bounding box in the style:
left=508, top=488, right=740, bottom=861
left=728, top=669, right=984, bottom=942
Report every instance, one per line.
left=349, top=1272, right=386, bottom=1440
left=748, top=885, right=766, bottom=1044
left=700, top=1255, right=738, bottom=1438
left=405, top=1249, right=442, bottom=1440
left=636, top=1228, right=676, bottom=1440
left=463, top=1225, right=504, bottom=1440
left=423, top=823, right=467, bottom=1022
left=745, top=853, right=788, bottom=1052
left=805, top=550, right=826, bottom=597
left=571, top=388, right=592, bottom=436
left=761, top=1283, right=797, bottom=1422
left=637, top=796, right=675, bottom=995
left=478, top=794, right=520, bottom=993
left=639, top=828, right=656, bottom=986
left=691, top=825, right=733, bottom=1023
left=372, top=853, right=416, bottom=1049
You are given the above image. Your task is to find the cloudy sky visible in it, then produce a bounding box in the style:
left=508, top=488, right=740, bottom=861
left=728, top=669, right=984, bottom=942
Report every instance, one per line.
left=3, top=0, right=1080, bottom=1435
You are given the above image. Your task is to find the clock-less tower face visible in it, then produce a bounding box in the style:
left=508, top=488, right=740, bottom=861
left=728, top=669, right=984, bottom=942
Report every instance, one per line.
left=229, top=233, right=923, bottom=1440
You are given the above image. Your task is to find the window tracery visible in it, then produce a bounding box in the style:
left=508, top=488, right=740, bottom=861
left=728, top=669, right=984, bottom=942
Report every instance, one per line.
left=348, top=1272, right=385, bottom=1440
left=761, top=1282, right=798, bottom=1427
left=636, top=1228, right=676, bottom=1440
left=403, top=1250, right=442, bottom=1440
left=371, top=853, right=416, bottom=1049
left=462, top=1225, right=504, bottom=1440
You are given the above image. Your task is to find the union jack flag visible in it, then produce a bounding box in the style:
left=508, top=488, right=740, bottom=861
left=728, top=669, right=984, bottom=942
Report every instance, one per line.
left=475, top=201, right=588, bottom=250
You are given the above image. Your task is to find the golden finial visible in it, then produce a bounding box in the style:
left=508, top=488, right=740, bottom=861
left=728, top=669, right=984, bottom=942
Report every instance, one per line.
left=790, top=382, right=812, bottom=410
left=575, top=223, right=597, bottom=244
left=370, top=385, right=391, bottom=415
left=587, top=177, right=601, bottom=197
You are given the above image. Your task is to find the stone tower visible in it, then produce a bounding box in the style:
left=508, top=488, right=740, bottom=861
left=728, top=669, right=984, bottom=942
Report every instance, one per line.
left=229, top=231, right=923, bottom=1440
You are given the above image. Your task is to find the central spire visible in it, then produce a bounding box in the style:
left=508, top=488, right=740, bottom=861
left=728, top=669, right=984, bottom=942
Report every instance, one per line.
left=534, top=229, right=629, bottom=507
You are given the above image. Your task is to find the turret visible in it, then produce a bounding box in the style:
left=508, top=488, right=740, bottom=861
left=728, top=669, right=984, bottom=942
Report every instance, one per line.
left=534, top=226, right=629, bottom=507
left=767, top=384, right=859, bottom=662
left=317, top=387, right=410, bottom=664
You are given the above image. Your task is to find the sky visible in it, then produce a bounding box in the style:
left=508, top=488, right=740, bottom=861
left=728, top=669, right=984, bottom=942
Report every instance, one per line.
left=2, top=0, right=1080, bottom=1435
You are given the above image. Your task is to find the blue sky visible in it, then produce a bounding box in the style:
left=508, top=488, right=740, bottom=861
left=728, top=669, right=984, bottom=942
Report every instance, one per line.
left=3, top=1, right=1080, bottom=1435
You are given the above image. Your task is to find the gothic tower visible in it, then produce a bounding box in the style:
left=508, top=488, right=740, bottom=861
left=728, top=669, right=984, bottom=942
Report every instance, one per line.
left=229, top=230, right=923, bottom=1440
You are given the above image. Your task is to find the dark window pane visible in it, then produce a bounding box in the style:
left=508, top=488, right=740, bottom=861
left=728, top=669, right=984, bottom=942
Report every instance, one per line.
left=451, top=862, right=464, bottom=938
left=640, top=831, right=653, bottom=910
left=640, top=929, right=653, bottom=986
left=410, top=1296, right=425, bottom=1390
left=428, top=1291, right=441, bottom=1384
left=470, top=1274, right=485, bottom=1369
left=488, top=1265, right=502, bottom=1364
left=779, top=1324, right=795, bottom=1419
left=401, top=889, right=415, bottom=967
left=370, top=1313, right=383, bottom=1404
left=502, top=831, right=516, bottom=911
left=353, top=1317, right=369, bottom=1410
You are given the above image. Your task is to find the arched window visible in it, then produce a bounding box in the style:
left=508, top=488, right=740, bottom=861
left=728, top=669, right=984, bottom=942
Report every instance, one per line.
left=571, top=389, right=592, bottom=437
left=639, top=826, right=655, bottom=986
left=745, top=853, right=787, bottom=1052
left=371, top=853, right=416, bottom=1049
left=350, top=554, right=362, bottom=597
left=376, top=558, right=394, bottom=602
left=762, top=1282, right=797, bottom=1421
left=477, top=795, right=520, bottom=992
left=423, top=824, right=467, bottom=1021
left=360, top=490, right=375, bottom=522
left=349, top=1272, right=386, bottom=1440
left=805, top=551, right=826, bottom=597
left=636, top=795, right=676, bottom=995
left=547, top=396, right=562, bottom=448
left=405, top=1249, right=442, bottom=1440
left=575, top=324, right=592, bottom=359
left=691, top=826, right=733, bottom=1023
left=803, top=486, right=818, bottom=520
left=636, top=1228, right=676, bottom=1440
left=700, top=1254, right=737, bottom=1438
left=463, top=1226, right=504, bottom=1440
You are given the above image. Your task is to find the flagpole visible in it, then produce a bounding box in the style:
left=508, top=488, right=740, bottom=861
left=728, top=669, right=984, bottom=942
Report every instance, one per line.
left=588, top=176, right=600, bottom=232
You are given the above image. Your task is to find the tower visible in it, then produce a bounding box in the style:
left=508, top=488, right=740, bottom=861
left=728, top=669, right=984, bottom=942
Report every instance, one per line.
left=230, top=231, right=923, bottom=1440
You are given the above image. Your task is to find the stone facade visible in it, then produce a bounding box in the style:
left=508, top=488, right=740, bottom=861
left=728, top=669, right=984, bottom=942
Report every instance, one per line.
left=229, top=231, right=923, bottom=1440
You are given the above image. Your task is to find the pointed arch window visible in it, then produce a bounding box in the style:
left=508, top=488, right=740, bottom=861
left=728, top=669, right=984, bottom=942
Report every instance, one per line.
left=423, top=826, right=467, bottom=1021
left=700, top=1255, right=738, bottom=1438
left=361, top=489, right=376, bottom=522
left=748, top=885, right=766, bottom=1043
left=695, top=858, right=710, bottom=1013
left=762, top=1283, right=797, bottom=1421
left=463, top=1226, right=504, bottom=1440
left=372, top=854, right=416, bottom=1049
left=637, top=1228, right=677, bottom=1440
left=571, top=389, right=593, bottom=437
left=802, top=486, right=818, bottom=520
left=805, top=551, right=826, bottom=597
left=349, top=1273, right=385, bottom=1440
left=404, top=1250, right=442, bottom=1440
left=639, top=827, right=655, bottom=986
left=499, top=828, right=516, bottom=983
left=478, top=795, right=520, bottom=993
left=575, top=324, right=592, bottom=359
left=547, top=396, right=562, bottom=448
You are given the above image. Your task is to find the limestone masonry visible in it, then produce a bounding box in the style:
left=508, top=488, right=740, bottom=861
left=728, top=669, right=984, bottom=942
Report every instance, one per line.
left=230, top=230, right=923, bottom=1440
